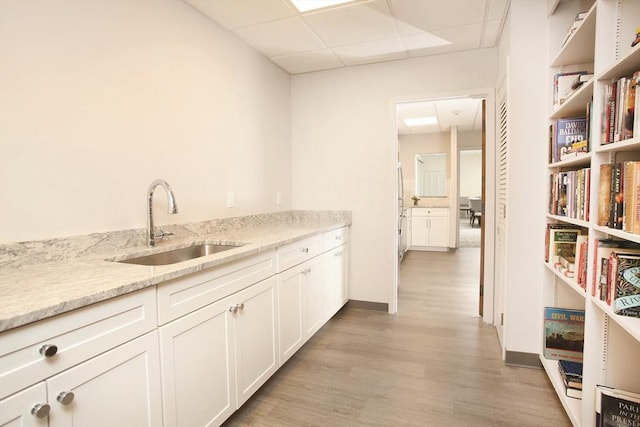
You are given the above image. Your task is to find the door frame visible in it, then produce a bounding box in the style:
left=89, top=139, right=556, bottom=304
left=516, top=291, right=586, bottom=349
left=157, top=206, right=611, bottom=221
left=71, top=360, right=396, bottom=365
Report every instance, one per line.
left=391, top=88, right=497, bottom=326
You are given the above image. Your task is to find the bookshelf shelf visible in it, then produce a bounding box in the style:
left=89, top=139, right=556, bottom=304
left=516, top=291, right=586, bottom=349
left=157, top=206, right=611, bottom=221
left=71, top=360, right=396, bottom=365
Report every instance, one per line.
left=550, top=79, right=594, bottom=120
left=545, top=1, right=640, bottom=425
left=540, top=356, right=582, bottom=426
left=546, top=262, right=587, bottom=297
left=551, top=2, right=597, bottom=68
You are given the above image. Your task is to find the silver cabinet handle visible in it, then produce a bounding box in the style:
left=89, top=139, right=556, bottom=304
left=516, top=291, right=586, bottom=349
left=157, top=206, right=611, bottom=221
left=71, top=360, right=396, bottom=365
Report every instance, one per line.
left=334, top=250, right=342, bottom=257
left=57, top=391, right=75, bottom=405
left=229, top=305, right=238, bottom=313
left=301, top=247, right=309, bottom=253
left=31, top=403, right=50, bottom=419
left=39, top=344, right=58, bottom=358
left=238, top=303, right=244, bottom=311
left=335, top=235, right=342, bottom=240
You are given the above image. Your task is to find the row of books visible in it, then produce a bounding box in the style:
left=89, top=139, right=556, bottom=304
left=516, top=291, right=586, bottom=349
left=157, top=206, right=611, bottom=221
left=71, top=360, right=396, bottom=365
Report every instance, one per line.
left=592, top=238, right=640, bottom=317
left=597, top=161, right=640, bottom=234
left=600, top=70, right=639, bottom=144
left=548, top=168, right=590, bottom=220
left=549, top=116, right=590, bottom=163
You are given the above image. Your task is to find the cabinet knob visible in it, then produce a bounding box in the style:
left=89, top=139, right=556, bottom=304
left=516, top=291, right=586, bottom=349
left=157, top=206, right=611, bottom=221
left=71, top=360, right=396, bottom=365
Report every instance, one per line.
left=57, top=391, right=75, bottom=405
left=334, top=251, right=342, bottom=257
left=335, top=235, right=342, bottom=240
left=39, top=344, right=58, bottom=358
left=238, top=303, right=244, bottom=311
left=229, top=305, right=238, bottom=313
left=31, top=403, right=50, bottom=419
left=301, top=247, right=309, bottom=253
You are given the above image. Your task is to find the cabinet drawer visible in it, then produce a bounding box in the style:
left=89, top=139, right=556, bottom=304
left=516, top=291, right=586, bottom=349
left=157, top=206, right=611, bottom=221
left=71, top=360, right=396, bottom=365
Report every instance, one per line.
left=276, top=235, right=322, bottom=272
left=157, top=250, right=276, bottom=325
left=0, top=287, right=156, bottom=399
left=323, top=227, right=349, bottom=251
left=412, top=208, right=448, bottom=217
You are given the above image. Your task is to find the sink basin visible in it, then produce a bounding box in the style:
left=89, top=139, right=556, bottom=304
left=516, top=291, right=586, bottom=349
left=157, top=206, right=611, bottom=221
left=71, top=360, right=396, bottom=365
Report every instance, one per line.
left=117, top=243, right=242, bottom=266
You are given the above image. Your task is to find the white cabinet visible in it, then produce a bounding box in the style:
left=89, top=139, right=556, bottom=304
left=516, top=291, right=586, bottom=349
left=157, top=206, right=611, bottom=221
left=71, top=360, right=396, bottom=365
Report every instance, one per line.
left=409, top=208, right=450, bottom=249
left=323, top=229, right=349, bottom=322
left=0, top=288, right=160, bottom=427
left=157, top=252, right=279, bottom=427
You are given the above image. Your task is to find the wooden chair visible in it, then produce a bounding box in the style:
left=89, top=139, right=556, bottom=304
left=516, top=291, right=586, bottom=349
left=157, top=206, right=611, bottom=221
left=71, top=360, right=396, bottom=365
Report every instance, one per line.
left=468, top=198, right=482, bottom=227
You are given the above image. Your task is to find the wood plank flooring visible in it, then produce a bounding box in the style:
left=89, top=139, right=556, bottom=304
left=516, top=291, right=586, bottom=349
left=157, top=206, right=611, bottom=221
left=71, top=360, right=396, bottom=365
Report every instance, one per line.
left=223, top=248, right=571, bottom=426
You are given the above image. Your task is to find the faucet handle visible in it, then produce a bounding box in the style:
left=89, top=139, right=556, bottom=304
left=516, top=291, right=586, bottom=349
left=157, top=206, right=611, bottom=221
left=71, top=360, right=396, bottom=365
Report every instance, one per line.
left=155, top=229, right=174, bottom=240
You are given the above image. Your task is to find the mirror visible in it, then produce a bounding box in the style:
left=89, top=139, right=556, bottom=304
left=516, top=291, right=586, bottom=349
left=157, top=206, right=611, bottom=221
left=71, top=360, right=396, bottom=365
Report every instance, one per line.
left=415, top=153, right=447, bottom=197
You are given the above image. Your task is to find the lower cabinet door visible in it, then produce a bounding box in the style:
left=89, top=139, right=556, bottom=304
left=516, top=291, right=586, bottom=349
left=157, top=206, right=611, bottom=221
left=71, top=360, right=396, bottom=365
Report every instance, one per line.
left=429, top=215, right=450, bottom=247
left=303, top=256, right=324, bottom=339
left=277, top=267, right=304, bottom=365
left=232, top=276, right=279, bottom=407
left=46, top=331, right=162, bottom=427
left=0, top=383, right=48, bottom=427
left=159, top=297, right=236, bottom=427
left=323, top=245, right=348, bottom=322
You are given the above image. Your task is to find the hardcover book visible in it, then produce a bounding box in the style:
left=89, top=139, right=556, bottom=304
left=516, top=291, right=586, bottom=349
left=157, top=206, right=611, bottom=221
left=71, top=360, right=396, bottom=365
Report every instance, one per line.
left=543, top=307, right=584, bottom=362
left=612, top=253, right=640, bottom=317
left=554, top=117, right=588, bottom=162
left=596, top=385, right=640, bottom=427
left=591, top=239, right=640, bottom=298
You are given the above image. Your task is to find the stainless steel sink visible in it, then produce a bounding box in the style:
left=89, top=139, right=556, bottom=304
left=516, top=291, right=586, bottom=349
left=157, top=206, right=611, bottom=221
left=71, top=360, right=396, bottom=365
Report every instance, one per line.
left=117, top=243, right=242, bottom=266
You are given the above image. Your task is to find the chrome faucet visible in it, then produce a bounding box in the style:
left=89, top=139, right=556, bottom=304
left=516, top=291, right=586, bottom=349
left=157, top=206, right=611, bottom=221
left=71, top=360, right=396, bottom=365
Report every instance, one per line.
left=147, top=179, right=178, bottom=246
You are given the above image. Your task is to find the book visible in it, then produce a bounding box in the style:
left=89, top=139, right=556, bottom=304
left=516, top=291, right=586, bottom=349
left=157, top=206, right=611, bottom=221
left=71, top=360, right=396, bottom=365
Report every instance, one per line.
left=548, top=228, right=581, bottom=266
left=623, top=161, right=639, bottom=233
left=601, top=80, right=618, bottom=144
left=596, top=385, right=640, bottom=427
left=609, top=163, right=623, bottom=229
left=564, top=385, right=582, bottom=399
left=598, top=164, right=613, bottom=226
left=575, top=234, right=589, bottom=289
left=555, top=117, right=588, bottom=161
left=633, top=71, right=640, bottom=138
left=620, top=75, right=635, bottom=140
left=591, top=239, right=640, bottom=298
left=544, top=224, right=581, bottom=263
left=560, top=11, right=588, bottom=47
left=612, top=253, right=640, bottom=317
left=558, top=359, right=583, bottom=380
left=543, top=307, right=585, bottom=362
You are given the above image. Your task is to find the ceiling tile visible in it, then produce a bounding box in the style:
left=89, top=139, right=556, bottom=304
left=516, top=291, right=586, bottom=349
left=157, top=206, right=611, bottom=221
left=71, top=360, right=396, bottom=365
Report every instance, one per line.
left=302, top=0, right=398, bottom=47
left=486, top=0, right=509, bottom=21
left=234, top=16, right=326, bottom=57
left=389, top=0, right=487, bottom=32
left=408, top=23, right=483, bottom=57
left=270, top=49, right=344, bottom=74
left=333, top=38, right=408, bottom=66
left=185, top=0, right=296, bottom=30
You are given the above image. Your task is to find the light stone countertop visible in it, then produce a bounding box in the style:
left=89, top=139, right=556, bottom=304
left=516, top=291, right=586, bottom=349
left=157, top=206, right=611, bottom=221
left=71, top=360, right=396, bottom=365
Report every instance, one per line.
left=0, top=210, right=351, bottom=332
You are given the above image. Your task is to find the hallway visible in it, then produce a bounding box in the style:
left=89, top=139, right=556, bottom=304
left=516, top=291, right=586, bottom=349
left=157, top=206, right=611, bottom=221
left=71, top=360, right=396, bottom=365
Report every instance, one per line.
left=224, top=249, right=571, bottom=426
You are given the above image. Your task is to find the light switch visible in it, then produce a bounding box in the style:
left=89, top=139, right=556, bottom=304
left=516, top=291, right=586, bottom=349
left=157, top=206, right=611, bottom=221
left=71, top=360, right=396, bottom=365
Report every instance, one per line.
left=227, top=192, right=234, bottom=208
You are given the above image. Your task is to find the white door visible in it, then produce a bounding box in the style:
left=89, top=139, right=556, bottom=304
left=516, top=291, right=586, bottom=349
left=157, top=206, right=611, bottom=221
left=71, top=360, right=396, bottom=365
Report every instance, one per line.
left=494, top=86, right=509, bottom=355
left=277, top=266, right=304, bottom=365
left=232, top=276, right=279, bottom=407
left=47, top=331, right=162, bottom=427
left=303, top=256, right=324, bottom=339
left=0, top=383, right=48, bottom=427
left=323, top=245, right=348, bottom=322
left=429, top=215, right=450, bottom=247
left=159, top=297, right=236, bottom=427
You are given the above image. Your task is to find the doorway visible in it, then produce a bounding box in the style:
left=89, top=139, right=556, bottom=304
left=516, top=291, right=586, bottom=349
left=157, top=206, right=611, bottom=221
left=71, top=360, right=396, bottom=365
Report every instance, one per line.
left=393, top=91, right=496, bottom=325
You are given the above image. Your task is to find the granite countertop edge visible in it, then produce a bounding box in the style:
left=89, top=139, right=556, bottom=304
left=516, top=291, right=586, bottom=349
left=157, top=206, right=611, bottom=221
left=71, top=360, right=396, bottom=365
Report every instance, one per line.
left=0, top=210, right=351, bottom=333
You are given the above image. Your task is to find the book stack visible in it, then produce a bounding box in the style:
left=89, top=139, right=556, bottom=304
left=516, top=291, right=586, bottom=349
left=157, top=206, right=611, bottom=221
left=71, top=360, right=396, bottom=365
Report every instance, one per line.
left=600, top=70, right=639, bottom=144
left=592, top=239, right=640, bottom=317
left=558, top=360, right=582, bottom=399
left=545, top=224, right=585, bottom=282
left=553, top=72, right=591, bottom=110
left=597, top=161, right=640, bottom=234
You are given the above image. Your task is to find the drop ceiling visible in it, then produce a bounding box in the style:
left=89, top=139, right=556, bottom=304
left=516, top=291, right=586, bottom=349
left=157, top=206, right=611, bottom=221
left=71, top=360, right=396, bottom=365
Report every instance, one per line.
left=185, top=0, right=505, bottom=134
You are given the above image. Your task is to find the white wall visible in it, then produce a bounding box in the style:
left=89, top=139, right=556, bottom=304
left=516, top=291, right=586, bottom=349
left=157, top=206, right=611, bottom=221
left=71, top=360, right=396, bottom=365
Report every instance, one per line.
left=503, top=0, right=549, bottom=355
left=0, top=0, right=292, bottom=243
left=459, top=149, right=482, bottom=198
left=291, top=50, right=498, bottom=305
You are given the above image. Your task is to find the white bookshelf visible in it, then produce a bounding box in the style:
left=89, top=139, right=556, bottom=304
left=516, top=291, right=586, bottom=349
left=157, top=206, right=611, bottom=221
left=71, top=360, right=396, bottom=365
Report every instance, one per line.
left=545, top=1, right=640, bottom=426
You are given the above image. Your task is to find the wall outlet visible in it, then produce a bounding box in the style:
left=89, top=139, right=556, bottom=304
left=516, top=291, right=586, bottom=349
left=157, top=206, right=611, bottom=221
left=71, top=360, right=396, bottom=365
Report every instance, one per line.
left=276, top=192, right=282, bottom=205
left=227, top=192, right=234, bottom=208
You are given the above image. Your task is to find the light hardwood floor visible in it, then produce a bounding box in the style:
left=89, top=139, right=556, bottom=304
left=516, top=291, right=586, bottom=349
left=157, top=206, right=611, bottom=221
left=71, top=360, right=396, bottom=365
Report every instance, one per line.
left=223, top=248, right=571, bottom=426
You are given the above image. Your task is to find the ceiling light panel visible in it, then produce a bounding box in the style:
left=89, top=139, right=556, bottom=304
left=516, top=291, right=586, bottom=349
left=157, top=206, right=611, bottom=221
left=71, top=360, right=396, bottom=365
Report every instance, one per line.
left=404, top=117, right=438, bottom=127
left=290, top=0, right=355, bottom=13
